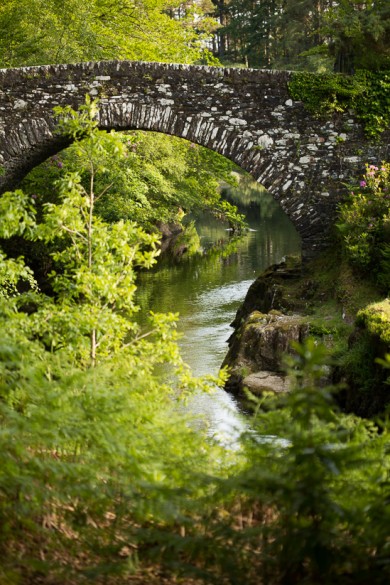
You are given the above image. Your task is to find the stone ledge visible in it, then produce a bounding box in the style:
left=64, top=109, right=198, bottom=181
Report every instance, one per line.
left=243, top=371, right=290, bottom=395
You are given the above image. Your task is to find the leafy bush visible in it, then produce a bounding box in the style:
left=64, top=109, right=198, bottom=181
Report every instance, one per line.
left=337, top=162, right=390, bottom=292
left=21, top=130, right=243, bottom=236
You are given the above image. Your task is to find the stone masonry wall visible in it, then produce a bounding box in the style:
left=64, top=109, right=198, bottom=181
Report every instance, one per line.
left=0, top=60, right=388, bottom=258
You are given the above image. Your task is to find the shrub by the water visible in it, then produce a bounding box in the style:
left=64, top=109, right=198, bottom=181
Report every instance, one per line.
left=337, top=162, right=390, bottom=293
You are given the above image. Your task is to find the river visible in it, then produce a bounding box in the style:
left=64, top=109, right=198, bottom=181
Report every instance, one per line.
left=136, top=180, right=301, bottom=443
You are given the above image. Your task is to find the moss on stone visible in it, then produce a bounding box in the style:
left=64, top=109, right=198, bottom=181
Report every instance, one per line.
left=356, top=300, right=390, bottom=344
left=246, top=310, right=267, bottom=324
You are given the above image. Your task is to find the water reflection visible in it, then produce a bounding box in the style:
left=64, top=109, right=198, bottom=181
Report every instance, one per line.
left=179, top=390, right=246, bottom=449
left=136, top=182, right=301, bottom=440
left=179, top=279, right=257, bottom=376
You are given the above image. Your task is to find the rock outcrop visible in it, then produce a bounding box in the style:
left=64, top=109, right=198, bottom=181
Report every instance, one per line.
left=222, top=257, right=308, bottom=396
left=222, top=253, right=390, bottom=416
left=230, top=257, right=302, bottom=330
left=242, top=371, right=290, bottom=394
left=222, top=308, right=308, bottom=396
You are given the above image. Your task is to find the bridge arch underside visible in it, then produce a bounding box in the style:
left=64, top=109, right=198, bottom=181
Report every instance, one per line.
left=0, top=61, right=385, bottom=259
left=102, top=108, right=312, bottom=241
left=1, top=107, right=334, bottom=260
left=5, top=112, right=337, bottom=259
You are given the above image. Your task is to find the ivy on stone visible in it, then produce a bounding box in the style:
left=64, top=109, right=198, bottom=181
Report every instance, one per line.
left=288, top=69, right=390, bottom=140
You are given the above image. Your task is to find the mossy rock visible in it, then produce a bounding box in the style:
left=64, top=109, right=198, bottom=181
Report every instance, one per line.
left=356, top=299, right=390, bottom=344
left=246, top=311, right=267, bottom=324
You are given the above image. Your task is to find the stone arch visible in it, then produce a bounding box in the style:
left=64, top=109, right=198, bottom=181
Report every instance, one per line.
left=0, top=60, right=387, bottom=258
left=97, top=102, right=304, bottom=237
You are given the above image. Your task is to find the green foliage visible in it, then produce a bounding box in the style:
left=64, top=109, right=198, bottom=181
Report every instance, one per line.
left=339, top=329, right=379, bottom=394
left=376, top=352, right=390, bottom=386
left=379, top=243, right=390, bottom=292
left=288, top=70, right=390, bottom=139
left=0, top=251, right=37, bottom=298
left=22, top=129, right=244, bottom=241
left=170, top=220, right=202, bottom=257
left=214, top=0, right=334, bottom=71
left=0, top=191, right=39, bottom=296
left=0, top=98, right=230, bottom=581
left=211, top=199, right=247, bottom=233
left=337, top=162, right=390, bottom=291
left=0, top=190, right=36, bottom=239
left=0, top=0, right=219, bottom=68
left=289, top=71, right=363, bottom=114
left=0, top=327, right=228, bottom=582
left=353, top=70, right=390, bottom=139
left=149, top=338, right=390, bottom=584
left=247, top=339, right=390, bottom=584
left=308, top=322, right=338, bottom=337
left=323, top=0, right=390, bottom=72
left=25, top=104, right=163, bottom=367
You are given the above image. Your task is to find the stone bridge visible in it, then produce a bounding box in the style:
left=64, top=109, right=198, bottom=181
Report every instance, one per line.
left=0, top=60, right=388, bottom=257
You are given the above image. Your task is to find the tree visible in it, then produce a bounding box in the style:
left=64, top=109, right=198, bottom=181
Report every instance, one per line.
left=0, top=0, right=219, bottom=68
left=210, top=0, right=333, bottom=70
left=210, top=0, right=390, bottom=72
left=325, top=0, right=390, bottom=72
left=19, top=129, right=245, bottom=264
left=0, top=98, right=228, bottom=581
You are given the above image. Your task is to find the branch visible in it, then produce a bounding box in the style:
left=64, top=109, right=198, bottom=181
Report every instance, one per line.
left=60, top=224, right=88, bottom=242
left=122, top=329, right=159, bottom=348
left=95, top=182, right=114, bottom=202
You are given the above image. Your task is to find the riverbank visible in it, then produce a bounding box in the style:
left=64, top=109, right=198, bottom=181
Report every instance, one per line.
left=222, top=248, right=390, bottom=417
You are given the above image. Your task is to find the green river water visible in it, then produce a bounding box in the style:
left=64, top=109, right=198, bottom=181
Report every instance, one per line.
left=136, top=182, right=301, bottom=442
